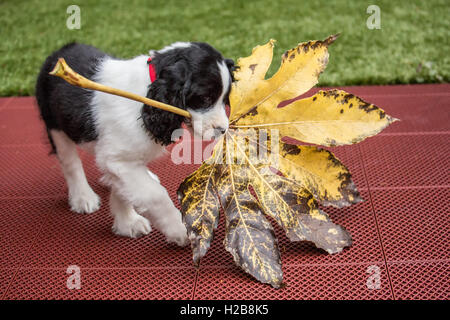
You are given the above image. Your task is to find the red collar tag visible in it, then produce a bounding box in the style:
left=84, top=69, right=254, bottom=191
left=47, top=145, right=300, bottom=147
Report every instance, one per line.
left=147, top=57, right=157, bottom=83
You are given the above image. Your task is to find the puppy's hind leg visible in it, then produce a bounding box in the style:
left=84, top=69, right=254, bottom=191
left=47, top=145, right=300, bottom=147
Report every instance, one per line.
left=51, top=130, right=100, bottom=214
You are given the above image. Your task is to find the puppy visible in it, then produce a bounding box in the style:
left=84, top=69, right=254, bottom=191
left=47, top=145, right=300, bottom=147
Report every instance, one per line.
left=35, top=42, right=234, bottom=246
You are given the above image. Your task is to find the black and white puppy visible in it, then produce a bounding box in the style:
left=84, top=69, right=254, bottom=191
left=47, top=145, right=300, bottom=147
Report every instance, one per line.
left=35, top=42, right=234, bottom=246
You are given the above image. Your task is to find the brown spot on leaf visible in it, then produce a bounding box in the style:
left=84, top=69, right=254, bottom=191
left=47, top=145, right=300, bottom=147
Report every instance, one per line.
left=322, top=90, right=340, bottom=99
left=342, top=93, right=354, bottom=104
left=326, top=151, right=342, bottom=167
left=358, top=102, right=378, bottom=113
left=340, top=109, right=344, bottom=114
left=249, top=64, right=257, bottom=74
left=311, top=40, right=321, bottom=50
left=238, top=106, right=259, bottom=122
left=247, top=107, right=258, bottom=116
left=282, top=143, right=301, bottom=155
left=344, top=93, right=354, bottom=100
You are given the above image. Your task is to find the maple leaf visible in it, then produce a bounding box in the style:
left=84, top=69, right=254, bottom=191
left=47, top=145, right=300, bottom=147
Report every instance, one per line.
left=177, top=35, right=398, bottom=288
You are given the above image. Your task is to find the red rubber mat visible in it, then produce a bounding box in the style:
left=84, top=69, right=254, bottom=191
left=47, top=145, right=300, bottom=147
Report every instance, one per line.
left=0, top=84, right=449, bottom=300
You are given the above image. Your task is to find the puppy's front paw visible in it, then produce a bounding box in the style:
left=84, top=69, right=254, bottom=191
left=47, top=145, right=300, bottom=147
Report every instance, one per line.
left=112, top=213, right=152, bottom=238
left=165, top=221, right=189, bottom=247
left=69, top=188, right=101, bottom=214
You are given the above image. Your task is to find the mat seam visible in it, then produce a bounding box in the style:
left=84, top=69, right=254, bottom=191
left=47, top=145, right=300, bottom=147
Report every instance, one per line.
left=3, top=266, right=201, bottom=270
left=358, top=144, right=396, bottom=300
left=352, top=93, right=450, bottom=98
left=198, top=260, right=387, bottom=269
left=369, top=185, right=450, bottom=191
left=387, top=259, right=450, bottom=265
left=379, top=131, right=450, bottom=136
left=190, top=257, right=450, bottom=270
left=1, top=197, right=58, bottom=299
left=191, top=267, right=200, bottom=300
left=0, top=195, right=61, bottom=201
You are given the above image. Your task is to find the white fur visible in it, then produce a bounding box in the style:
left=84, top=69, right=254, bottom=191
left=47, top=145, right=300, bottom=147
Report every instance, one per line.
left=152, top=42, right=191, bottom=55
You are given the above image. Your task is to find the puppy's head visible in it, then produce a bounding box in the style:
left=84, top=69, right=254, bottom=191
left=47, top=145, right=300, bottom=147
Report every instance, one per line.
left=142, top=42, right=235, bottom=145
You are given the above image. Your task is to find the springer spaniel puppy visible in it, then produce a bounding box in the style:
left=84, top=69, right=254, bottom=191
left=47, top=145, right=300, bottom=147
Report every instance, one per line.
left=35, top=42, right=234, bottom=246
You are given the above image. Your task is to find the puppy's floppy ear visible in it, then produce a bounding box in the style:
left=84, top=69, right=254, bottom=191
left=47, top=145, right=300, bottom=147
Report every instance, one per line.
left=224, top=58, right=237, bottom=81
left=179, top=64, right=192, bottom=108
left=166, top=59, right=192, bottom=107
left=141, top=59, right=191, bottom=146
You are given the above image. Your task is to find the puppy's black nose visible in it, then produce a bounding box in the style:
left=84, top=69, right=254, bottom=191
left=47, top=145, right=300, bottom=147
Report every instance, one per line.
left=214, top=127, right=227, bottom=135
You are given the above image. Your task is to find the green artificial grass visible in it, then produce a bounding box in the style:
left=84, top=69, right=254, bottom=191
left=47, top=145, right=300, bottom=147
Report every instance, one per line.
left=0, top=0, right=448, bottom=96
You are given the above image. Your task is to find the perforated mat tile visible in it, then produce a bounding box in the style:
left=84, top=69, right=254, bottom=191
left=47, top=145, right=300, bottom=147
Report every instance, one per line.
left=195, top=263, right=392, bottom=300
left=0, top=97, right=12, bottom=111
left=0, top=107, right=48, bottom=146
left=321, top=84, right=450, bottom=96
left=0, top=197, right=56, bottom=268
left=4, top=267, right=197, bottom=300
left=0, top=270, right=15, bottom=298
left=371, top=188, right=450, bottom=262
left=360, top=134, right=449, bottom=188
left=0, top=145, right=65, bottom=197
left=388, top=261, right=449, bottom=300
left=372, top=95, right=450, bottom=134
left=1, top=84, right=449, bottom=300
left=2, top=96, right=35, bottom=109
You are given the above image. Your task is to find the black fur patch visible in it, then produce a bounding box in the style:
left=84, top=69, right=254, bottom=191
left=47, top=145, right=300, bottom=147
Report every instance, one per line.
left=35, top=42, right=107, bottom=153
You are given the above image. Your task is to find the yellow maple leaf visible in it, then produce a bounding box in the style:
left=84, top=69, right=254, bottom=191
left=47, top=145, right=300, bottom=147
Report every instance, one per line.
left=178, top=35, right=398, bottom=288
